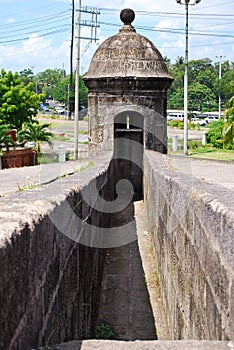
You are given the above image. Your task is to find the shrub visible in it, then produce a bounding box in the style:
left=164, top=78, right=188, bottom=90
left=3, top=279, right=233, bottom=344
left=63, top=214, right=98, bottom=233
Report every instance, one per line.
left=167, top=120, right=184, bottom=129
left=206, top=119, right=224, bottom=149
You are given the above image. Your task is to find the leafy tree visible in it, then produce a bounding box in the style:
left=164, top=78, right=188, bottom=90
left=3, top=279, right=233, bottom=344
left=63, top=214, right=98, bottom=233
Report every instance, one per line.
left=0, top=69, right=43, bottom=129
left=223, top=96, right=234, bottom=149
left=18, top=122, right=53, bottom=154
left=214, top=60, right=232, bottom=77
left=188, top=58, right=215, bottom=86
left=220, top=70, right=234, bottom=104
left=53, top=75, right=71, bottom=106
left=188, top=82, right=217, bottom=111
left=167, top=56, right=185, bottom=108
left=167, top=89, right=184, bottom=109
left=19, top=68, right=34, bottom=86
left=53, top=74, right=88, bottom=111
left=175, top=56, right=185, bottom=66
left=37, top=68, right=66, bottom=98
left=205, top=96, right=234, bottom=150
left=167, top=57, right=234, bottom=112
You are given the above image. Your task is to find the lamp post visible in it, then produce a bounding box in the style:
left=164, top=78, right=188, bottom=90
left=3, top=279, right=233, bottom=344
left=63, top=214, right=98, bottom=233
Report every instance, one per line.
left=216, top=55, right=225, bottom=119
left=74, top=0, right=81, bottom=160
left=175, top=0, right=201, bottom=156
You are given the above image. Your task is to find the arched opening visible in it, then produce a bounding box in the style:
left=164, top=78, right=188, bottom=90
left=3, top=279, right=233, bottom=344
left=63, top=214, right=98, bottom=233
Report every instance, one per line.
left=113, top=111, right=144, bottom=201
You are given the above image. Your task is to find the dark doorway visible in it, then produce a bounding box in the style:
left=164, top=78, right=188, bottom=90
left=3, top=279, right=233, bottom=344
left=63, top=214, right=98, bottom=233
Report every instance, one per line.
left=113, top=112, right=144, bottom=202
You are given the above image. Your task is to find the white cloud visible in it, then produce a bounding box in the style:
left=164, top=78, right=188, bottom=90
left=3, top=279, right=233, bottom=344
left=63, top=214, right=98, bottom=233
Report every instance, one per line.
left=22, top=34, right=51, bottom=55
left=123, top=0, right=179, bottom=12
left=156, top=19, right=179, bottom=31
left=6, top=17, right=15, bottom=24
left=85, top=0, right=124, bottom=8
left=0, top=34, right=71, bottom=73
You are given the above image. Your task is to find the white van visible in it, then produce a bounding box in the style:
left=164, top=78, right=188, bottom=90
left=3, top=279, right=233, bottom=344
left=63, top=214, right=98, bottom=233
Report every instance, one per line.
left=167, top=112, right=184, bottom=121
left=204, top=115, right=219, bottom=124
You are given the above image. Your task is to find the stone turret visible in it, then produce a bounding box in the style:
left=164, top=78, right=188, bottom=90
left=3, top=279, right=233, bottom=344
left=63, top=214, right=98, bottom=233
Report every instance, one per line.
left=85, top=9, right=172, bottom=81
left=83, top=8, right=173, bottom=154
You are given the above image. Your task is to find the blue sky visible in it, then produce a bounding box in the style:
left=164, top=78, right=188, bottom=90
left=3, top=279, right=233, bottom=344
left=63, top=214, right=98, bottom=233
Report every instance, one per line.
left=0, top=0, right=233, bottom=75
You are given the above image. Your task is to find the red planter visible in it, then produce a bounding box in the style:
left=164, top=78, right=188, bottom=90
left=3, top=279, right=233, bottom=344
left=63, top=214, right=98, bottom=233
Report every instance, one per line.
left=1, top=148, right=38, bottom=169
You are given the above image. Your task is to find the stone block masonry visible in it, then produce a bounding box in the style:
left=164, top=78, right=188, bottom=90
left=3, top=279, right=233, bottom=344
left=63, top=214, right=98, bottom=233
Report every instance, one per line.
left=0, top=153, right=113, bottom=350
left=39, top=339, right=233, bottom=349
left=1, top=149, right=233, bottom=350
left=144, top=151, right=234, bottom=340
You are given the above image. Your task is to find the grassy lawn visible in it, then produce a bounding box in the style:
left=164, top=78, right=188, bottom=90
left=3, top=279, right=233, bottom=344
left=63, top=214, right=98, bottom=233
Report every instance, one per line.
left=169, top=147, right=234, bottom=161
left=168, top=137, right=234, bottom=161
left=189, top=149, right=234, bottom=161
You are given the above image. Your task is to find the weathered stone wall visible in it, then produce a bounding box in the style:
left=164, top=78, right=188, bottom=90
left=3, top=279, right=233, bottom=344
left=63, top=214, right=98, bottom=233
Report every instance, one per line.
left=0, top=154, right=112, bottom=350
left=85, top=86, right=168, bottom=155
left=144, top=151, right=234, bottom=341
left=39, top=339, right=233, bottom=350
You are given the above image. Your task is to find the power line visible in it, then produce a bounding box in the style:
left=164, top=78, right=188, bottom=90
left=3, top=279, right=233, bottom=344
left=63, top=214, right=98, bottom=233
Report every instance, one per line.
left=198, top=1, right=234, bottom=10
left=0, top=10, right=70, bottom=28
left=99, top=21, right=234, bottom=39
left=0, top=18, right=70, bottom=36
left=0, top=24, right=71, bottom=42
left=0, top=27, right=70, bottom=44
left=97, top=6, right=234, bottom=19
left=0, top=1, right=69, bottom=19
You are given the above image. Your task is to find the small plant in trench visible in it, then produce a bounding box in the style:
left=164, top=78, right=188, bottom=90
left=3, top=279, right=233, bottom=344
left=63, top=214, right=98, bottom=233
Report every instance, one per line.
left=17, top=178, right=39, bottom=192
left=95, top=323, right=114, bottom=339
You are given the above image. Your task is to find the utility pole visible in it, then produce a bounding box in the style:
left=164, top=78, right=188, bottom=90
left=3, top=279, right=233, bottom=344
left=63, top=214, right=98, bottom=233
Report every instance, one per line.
left=184, top=1, right=189, bottom=156
left=72, top=5, right=100, bottom=159
left=175, top=0, right=201, bottom=156
left=216, top=55, right=225, bottom=119
left=68, top=0, right=75, bottom=121
left=74, top=0, right=81, bottom=160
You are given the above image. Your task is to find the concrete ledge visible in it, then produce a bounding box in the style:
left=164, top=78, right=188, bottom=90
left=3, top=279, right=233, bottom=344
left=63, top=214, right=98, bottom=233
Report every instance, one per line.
left=39, top=340, right=234, bottom=350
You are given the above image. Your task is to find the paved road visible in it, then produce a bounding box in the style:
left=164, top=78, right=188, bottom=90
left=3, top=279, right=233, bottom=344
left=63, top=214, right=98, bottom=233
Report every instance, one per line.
left=39, top=117, right=204, bottom=141
left=167, top=126, right=205, bottom=140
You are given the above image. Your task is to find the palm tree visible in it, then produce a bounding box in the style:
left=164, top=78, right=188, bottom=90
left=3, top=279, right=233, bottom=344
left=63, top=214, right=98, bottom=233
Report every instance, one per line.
left=18, top=122, right=53, bottom=154
left=223, top=96, right=234, bottom=149
left=0, top=124, right=16, bottom=151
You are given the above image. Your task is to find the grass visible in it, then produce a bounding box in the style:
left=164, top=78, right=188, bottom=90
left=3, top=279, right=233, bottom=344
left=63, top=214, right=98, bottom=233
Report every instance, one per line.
left=168, top=138, right=234, bottom=161
left=52, top=135, right=70, bottom=141
left=18, top=181, right=39, bottom=192
left=189, top=149, right=234, bottom=161
left=74, top=161, right=94, bottom=173
left=78, top=130, right=88, bottom=135
left=38, top=154, right=58, bottom=164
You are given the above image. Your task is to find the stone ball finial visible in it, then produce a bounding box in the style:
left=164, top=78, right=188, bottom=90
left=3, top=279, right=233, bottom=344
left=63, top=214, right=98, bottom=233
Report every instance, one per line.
left=120, top=8, right=135, bottom=25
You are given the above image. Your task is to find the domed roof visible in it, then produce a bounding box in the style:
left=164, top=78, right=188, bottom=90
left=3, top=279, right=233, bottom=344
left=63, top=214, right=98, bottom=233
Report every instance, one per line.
left=85, top=9, right=172, bottom=80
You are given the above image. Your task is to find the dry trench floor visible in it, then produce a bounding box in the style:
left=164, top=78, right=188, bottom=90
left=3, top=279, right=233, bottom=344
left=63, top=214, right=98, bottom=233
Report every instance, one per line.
left=96, top=201, right=169, bottom=341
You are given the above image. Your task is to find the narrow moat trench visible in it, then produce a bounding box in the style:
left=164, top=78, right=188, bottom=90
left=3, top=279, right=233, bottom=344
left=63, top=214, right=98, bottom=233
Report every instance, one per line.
left=92, top=149, right=164, bottom=341
left=93, top=115, right=161, bottom=341
left=96, top=200, right=157, bottom=340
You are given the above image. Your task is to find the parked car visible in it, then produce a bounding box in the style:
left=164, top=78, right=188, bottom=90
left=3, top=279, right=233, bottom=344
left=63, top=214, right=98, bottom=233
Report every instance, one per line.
left=191, top=117, right=206, bottom=126
left=55, top=107, right=65, bottom=115
left=167, top=112, right=184, bottom=121
left=204, top=116, right=219, bottom=124
left=40, top=103, right=50, bottom=112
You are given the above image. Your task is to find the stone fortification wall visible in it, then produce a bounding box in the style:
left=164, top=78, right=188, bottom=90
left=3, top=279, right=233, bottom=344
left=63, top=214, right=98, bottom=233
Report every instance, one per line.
left=39, top=339, right=232, bottom=350
left=0, top=154, right=112, bottom=350
left=144, top=151, right=234, bottom=341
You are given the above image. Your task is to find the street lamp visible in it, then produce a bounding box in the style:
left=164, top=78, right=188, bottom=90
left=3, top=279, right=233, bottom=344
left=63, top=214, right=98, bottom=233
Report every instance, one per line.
left=216, top=55, right=225, bottom=119
left=74, top=0, right=82, bottom=160
left=175, top=0, right=201, bottom=156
